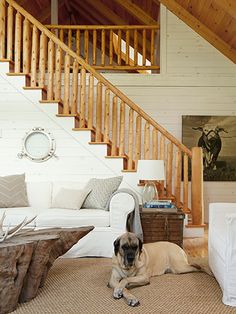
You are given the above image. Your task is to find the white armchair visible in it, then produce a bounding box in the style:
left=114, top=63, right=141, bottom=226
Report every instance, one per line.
left=208, top=203, right=236, bottom=307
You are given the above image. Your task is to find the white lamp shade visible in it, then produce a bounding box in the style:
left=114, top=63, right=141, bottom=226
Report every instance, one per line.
left=137, top=160, right=165, bottom=180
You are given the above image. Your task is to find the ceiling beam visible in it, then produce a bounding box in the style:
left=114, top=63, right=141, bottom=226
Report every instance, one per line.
left=159, top=0, right=236, bottom=63
left=113, top=0, right=157, bottom=24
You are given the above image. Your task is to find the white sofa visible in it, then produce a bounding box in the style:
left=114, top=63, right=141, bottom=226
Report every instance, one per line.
left=208, top=203, right=236, bottom=307
left=0, top=181, right=135, bottom=258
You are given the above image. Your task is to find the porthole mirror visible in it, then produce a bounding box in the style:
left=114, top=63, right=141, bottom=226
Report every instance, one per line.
left=18, top=127, right=57, bottom=162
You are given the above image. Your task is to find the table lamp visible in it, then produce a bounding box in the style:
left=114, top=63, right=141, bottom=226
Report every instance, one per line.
left=137, top=159, right=165, bottom=206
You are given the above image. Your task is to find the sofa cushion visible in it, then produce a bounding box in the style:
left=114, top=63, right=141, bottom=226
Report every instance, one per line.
left=82, top=176, right=123, bottom=210
left=51, top=187, right=91, bottom=210
left=0, top=174, right=29, bottom=208
left=26, top=181, right=52, bottom=210
left=0, top=207, right=37, bottom=227
left=35, top=208, right=110, bottom=228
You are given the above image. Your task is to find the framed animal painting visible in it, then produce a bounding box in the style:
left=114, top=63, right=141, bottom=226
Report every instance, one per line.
left=182, top=115, right=236, bottom=181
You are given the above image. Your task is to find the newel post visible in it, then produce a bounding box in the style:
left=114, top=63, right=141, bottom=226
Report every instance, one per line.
left=0, top=0, right=6, bottom=59
left=191, top=147, right=204, bottom=225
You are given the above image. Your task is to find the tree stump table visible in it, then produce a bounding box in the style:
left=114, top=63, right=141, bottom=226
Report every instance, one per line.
left=0, top=226, right=94, bottom=314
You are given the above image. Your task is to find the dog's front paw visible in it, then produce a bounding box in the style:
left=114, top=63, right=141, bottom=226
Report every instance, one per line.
left=127, top=297, right=140, bottom=307
left=113, top=288, right=123, bottom=299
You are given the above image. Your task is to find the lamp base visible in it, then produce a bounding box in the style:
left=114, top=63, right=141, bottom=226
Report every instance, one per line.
left=142, top=181, right=158, bottom=206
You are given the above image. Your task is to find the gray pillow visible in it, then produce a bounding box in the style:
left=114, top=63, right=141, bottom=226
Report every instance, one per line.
left=82, top=176, right=123, bottom=210
left=0, top=174, right=29, bottom=208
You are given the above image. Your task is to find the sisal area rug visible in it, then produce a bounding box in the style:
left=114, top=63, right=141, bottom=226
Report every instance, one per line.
left=13, top=258, right=236, bottom=314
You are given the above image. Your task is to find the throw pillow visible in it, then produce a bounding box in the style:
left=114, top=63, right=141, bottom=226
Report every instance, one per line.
left=82, top=176, right=123, bottom=210
left=51, top=187, right=91, bottom=210
left=0, top=174, right=29, bottom=208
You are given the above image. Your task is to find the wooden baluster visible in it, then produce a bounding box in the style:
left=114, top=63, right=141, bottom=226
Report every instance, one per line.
left=174, top=149, right=182, bottom=207
left=63, top=53, right=70, bottom=114
left=39, top=33, right=47, bottom=88
left=125, top=30, right=130, bottom=65
left=159, top=135, right=165, bottom=197
left=7, top=5, right=13, bottom=60
left=142, top=29, right=146, bottom=66
left=152, top=129, right=158, bottom=159
left=183, top=153, right=189, bottom=213
left=109, top=30, right=113, bottom=65
left=95, top=82, right=102, bottom=142
left=111, top=96, right=118, bottom=156
left=76, top=30, right=80, bottom=55
left=84, top=30, right=89, bottom=62
left=59, top=29, right=64, bottom=42
left=88, top=74, right=94, bottom=129
left=0, top=0, right=6, bottom=59
left=117, top=29, right=121, bottom=65
left=144, top=122, right=150, bottom=159
left=151, top=29, right=155, bottom=65
left=71, top=60, right=79, bottom=115
left=79, top=67, right=86, bottom=127
left=166, top=142, right=173, bottom=197
left=68, top=29, right=72, bottom=49
left=92, top=29, right=96, bottom=65
left=47, top=39, right=54, bottom=100
left=135, top=115, right=141, bottom=165
left=104, top=88, right=110, bottom=142
left=14, top=12, right=22, bottom=73
left=119, top=101, right=125, bottom=156
left=23, top=18, right=30, bottom=74
left=31, top=25, right=39, bottom=87
left=191, top=147, right=204, bottom=225
left=55, top=45, right=62, bottom=100
left=134, top=29, right=138, bottom=66
left=101, top=29, right=105, bottom=66
left=127, top=109, right=134, bottom=170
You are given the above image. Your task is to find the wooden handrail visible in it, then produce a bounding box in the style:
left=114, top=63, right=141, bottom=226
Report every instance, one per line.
left=46, top=25, right=160, bottom=30
left=5, top=0, right=190, bottom=156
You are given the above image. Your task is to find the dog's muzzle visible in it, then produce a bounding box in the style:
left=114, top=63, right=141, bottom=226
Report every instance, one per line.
left=124, top=251, right=136, bottom=267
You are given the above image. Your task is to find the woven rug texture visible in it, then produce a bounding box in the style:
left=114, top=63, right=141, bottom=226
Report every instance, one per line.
left=12, top=258, right=236, bottom=314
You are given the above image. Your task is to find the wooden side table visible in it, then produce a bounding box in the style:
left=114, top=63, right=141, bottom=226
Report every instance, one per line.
left=140, top=207, right=185, bottom=247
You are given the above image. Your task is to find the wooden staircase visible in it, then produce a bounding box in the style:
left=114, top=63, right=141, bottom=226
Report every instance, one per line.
left=0, top=0, right=204, bottom=228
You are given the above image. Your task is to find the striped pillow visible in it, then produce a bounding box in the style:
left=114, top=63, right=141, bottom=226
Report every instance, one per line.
left=0, top=174, right=29, bottom=208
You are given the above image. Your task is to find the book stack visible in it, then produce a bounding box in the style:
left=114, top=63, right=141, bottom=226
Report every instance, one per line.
left=143, top=200, right=177, bottom=212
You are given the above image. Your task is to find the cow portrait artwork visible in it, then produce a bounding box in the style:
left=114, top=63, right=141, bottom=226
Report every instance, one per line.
left=182, top=116, right=236, bottom=181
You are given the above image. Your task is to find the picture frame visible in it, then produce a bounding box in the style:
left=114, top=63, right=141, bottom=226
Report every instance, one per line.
left=182, top=116, right=236, bottom=181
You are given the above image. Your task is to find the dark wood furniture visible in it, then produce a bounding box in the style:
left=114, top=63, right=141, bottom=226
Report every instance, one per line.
left=140, top=208, right=185, bottom=247
left=0, top=226, right=93, bottom=314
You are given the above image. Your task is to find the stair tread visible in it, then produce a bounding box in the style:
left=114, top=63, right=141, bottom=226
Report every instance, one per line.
left=39, top=100, right=60, bottom=103
left=57, top=114, right=77, bottom=117
left=89, top=141, right=110, bottom=145
left=73, top=127, right=94, bottom=131
left=105, top=155, right=127, bottom=159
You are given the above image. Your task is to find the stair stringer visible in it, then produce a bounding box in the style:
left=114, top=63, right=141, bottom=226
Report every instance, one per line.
left=0, top=63, right=143, bottom=198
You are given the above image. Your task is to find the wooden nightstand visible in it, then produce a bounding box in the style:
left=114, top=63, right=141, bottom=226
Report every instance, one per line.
left=140, top=207, right=185, bottom=247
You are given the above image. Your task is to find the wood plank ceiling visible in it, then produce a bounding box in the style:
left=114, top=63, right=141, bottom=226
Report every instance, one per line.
left=159, top=0, right=236, bottom=63
left=15, top=0, right=236, bottom=63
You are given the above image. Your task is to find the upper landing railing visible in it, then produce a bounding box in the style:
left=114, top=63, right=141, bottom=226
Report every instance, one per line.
left=46, top=25, right=160, bottom=72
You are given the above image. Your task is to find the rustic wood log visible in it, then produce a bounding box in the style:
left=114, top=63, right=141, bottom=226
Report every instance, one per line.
left=0, top=226, right=93, bottom=314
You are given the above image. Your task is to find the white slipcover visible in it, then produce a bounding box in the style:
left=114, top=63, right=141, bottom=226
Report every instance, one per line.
left=208, top=203, right=236, bottom=307
left=1, top=181, right=135, bottom=258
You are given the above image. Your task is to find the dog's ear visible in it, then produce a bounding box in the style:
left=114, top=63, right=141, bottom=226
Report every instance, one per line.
left=113, top=237, right=120, bottom=256
left=138, top=237, right=143, bottom=253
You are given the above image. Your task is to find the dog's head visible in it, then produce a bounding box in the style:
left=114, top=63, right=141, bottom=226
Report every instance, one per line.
left=113, top=232, right=143, bottom=270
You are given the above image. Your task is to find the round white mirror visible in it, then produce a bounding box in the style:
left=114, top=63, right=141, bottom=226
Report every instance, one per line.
left=18, top=127, right=56, bottom=162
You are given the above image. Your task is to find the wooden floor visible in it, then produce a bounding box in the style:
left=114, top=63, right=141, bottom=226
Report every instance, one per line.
left=183, top=227, right=208, bottom=258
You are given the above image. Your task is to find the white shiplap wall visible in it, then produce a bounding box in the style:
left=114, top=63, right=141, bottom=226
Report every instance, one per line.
left=0, top=71, right=119, bottom=183
left=104, top=7, right=236, bottom=222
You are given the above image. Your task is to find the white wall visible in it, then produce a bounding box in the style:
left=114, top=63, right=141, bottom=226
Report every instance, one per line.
left=0, top=71, right=119, bottom=183
left=104, top=7, right=236, bottom=222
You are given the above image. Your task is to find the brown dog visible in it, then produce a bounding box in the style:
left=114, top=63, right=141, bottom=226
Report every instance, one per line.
left=108, top=232, right=206, bottom=307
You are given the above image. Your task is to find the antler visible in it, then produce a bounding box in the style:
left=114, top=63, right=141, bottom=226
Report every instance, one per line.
left=0, top=213, right=36, bottom=243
